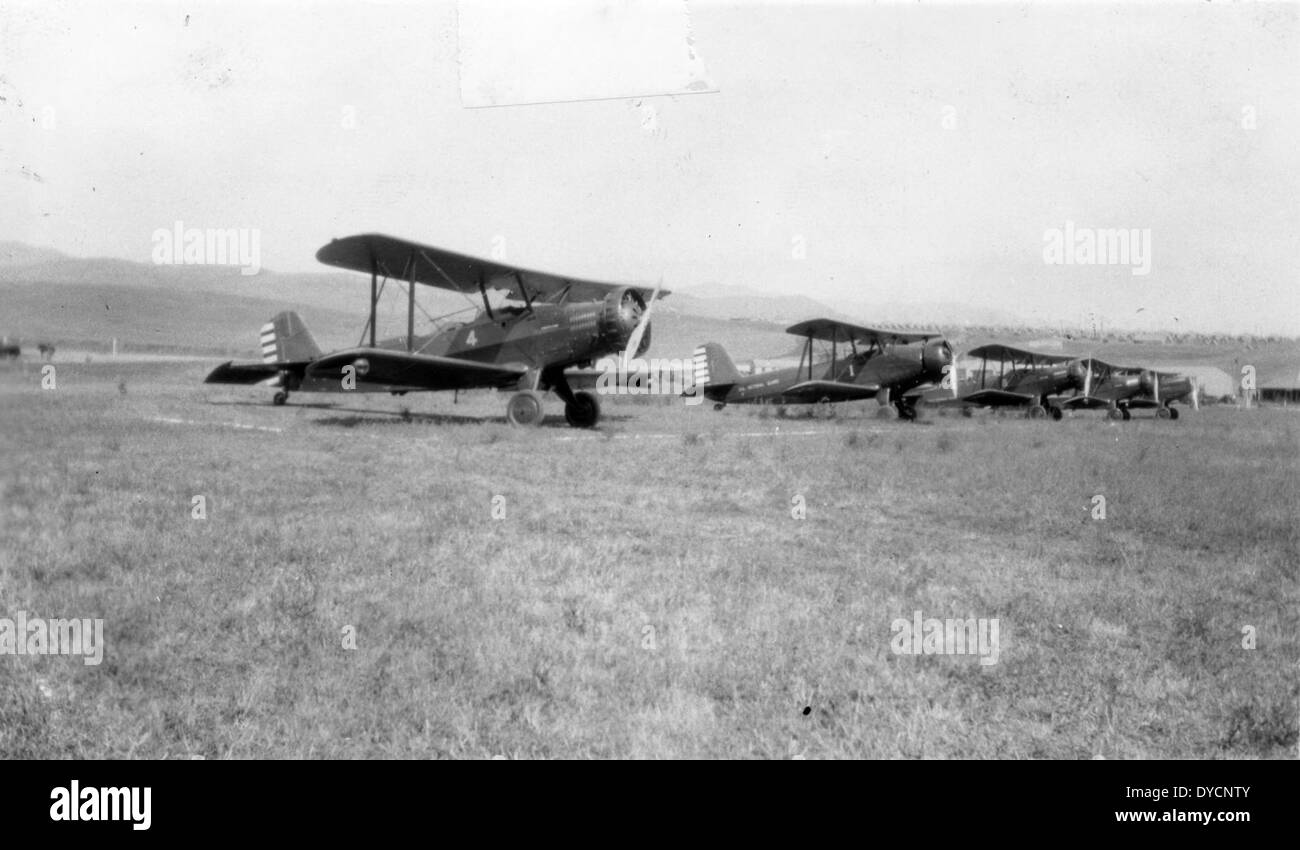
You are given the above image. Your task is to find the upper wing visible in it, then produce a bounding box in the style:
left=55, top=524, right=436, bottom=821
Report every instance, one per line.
left=785, top=318, right=942, bottom=345
left=305, top=348, right=527, bottom=391
left=966, top=344, right=1078, bottom=365
left=1081, top=357, right=1146, bottom=375
left=781, top=379, right=881, bottom=403
left=316, top=233, right=665, bottom=304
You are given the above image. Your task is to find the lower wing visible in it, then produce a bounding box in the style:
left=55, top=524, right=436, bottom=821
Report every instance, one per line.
left=1057, top=395, right=1114, bottom=410
left=782, top=380, right=881, bottom=403
left=960, top=389, right=1037, bottom=407
left=306, top=348, right=527, bottom=392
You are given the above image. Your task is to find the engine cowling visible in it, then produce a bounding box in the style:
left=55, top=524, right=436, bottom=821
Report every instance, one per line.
left=598, top=287, right=649, bottom=355
left=921, top=338, right=953, bottom=379
left=1067, top=359, right=1090, bottom=389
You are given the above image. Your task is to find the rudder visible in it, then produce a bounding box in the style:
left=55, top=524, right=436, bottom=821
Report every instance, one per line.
left=261, top=311, right=322, bottom=363
left=693, top=342, right=741, bottom=389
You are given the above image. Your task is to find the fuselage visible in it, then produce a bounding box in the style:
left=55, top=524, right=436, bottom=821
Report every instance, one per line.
left=298, top=289, right=649, bottom=393
left=706, top=338, right=949, bottom=405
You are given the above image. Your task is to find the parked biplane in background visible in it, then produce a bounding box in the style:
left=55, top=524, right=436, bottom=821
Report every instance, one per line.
left=205, top=234, right=665, bottom=427
left=1055, top=357, right=1149, bottom=420
left=932, top=344, right=1088, bottom=420
left=1122, top=369, right=1200, bottom=419
left=693, top=319, right=952, bottom=420
left=926, top=345, right=1199, bottom=421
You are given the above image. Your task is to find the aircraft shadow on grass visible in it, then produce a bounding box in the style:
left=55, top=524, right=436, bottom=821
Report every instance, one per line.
left=203, top=398, right=634, bottom=429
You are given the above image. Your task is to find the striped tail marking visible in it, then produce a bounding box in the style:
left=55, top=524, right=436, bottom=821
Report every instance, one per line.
left=693, top=345, right=710, bottom=388
left=259, top=322, right=278, bottom=363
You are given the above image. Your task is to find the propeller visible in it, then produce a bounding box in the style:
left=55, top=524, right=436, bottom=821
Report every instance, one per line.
left=620, top=277, right=662, bottom=367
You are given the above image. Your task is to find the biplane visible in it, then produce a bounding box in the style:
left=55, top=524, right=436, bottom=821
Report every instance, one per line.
left=693, top=319, right=952, bottom=420
left=1054, top=357, right=1150, bottom=420
left=204, top=234, right=666, bottom=427
left=935, top=344, right=1089, bottom=420
left=1122, top=369, right=1199, bottom=419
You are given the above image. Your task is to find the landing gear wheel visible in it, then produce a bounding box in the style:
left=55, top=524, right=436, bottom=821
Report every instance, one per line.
left=506, top=390, right=545, bottom=426
left=776, top=405, right=787, bottom=419
left=1156, top=407, right=1172, bottom=420
left=1107, top=407, right=1123, bottom=421
left=1049, top=405, right=1063, bottom=421
left=713, top=403, right=726, bottom=411
left=564, top=390, right=601, bottom=428
left=1169, top=408, right=1179, bottom=420
left=895, top=403, right=917, bottom=422
left=1027, top=404, right=1047, bottom=420
left=273, top=390, right=288, bottom=406
left=960, top=406, right=973, bottom=418
left=1121, top=408, right=1131, bottom=421
left=816, top=398, right=836, bottom=420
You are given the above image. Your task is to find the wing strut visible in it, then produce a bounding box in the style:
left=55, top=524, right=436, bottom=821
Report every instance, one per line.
left=477, top=269, right=494, bottom=320
left=405, top=251, right=416, bottom=353
left=369, top=253, right=378, bottom=348
left=515, top=272, right=534, bottom=310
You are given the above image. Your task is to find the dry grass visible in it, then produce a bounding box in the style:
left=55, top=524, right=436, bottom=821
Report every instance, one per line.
left=0, top=360, right=1296, bottom=758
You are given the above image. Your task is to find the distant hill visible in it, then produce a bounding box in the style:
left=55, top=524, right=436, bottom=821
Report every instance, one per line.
left=0, top=242, right=67, bottom=266
left=1, top=242, right=1294, bottom=379
left=0, top=281, right=363, bottom=356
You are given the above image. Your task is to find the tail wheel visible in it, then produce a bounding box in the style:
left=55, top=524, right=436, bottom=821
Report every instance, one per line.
left=564, top=390, right=601, bottom=428
left=273, top=390, right=288, bottom=406
left=1027, top=404, right=1047, bottom=420
left=1049, top=405, right=1063, bottom=421
left=506, top=390, right=545, bottom=426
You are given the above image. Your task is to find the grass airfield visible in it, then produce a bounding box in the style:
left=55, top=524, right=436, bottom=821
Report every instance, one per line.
left=1, top=358, right=1296, bottom=759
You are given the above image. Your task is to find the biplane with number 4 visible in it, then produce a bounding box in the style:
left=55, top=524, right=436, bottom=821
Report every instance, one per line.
left=204, top=234, right=665, bottom=428
left=693, top=319, right=952, bottom=419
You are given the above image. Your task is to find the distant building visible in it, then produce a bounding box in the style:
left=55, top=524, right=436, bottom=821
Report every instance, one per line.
left=1146, top=365, right=1235, bottom=400
left=1260, top=387, right=1300, bottom=404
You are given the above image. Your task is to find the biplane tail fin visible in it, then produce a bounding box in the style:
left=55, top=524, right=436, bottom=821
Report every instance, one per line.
left=693, top=342, right=741, bottom=389
left=260, top=311, right=322, bottom=364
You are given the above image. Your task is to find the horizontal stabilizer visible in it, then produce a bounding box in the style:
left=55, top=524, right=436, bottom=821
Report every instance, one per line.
left=205, top=361, right=300, bottom=386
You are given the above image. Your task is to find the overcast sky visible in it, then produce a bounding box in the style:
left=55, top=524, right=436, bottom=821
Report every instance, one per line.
left=2, top=0, right=1297, bottom=334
